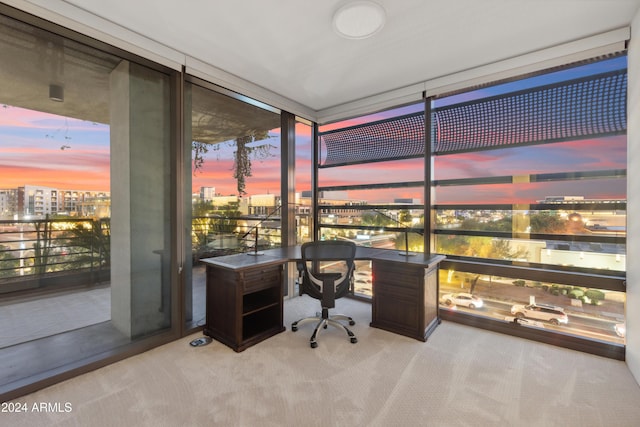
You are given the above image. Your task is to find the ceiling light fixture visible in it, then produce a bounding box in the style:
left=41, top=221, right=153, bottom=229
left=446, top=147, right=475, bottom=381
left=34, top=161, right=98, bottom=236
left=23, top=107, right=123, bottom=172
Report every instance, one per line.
left=49, top=84, right=64, bottom=102
left=333, top=1, right=386, bottom=40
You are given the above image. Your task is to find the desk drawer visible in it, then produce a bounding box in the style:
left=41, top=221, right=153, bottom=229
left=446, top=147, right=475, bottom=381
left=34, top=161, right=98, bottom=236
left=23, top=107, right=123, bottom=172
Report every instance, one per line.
left=242, top=266, right=282, bottom=293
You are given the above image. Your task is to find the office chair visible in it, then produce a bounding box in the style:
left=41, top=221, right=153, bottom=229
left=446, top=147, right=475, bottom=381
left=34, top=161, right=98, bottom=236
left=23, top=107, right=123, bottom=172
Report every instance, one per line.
left=291, top=240, right=358, bottom=348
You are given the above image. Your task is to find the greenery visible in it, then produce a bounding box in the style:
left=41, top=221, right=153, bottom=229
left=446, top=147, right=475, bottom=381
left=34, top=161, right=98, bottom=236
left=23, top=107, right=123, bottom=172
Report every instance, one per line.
left=585, top=289, right=605, bottom=301
left=32, top=216, right=54, bottom=275
left=530, top=212, right=567, bottom=233
left=0, top=244, right=19, bottom=278
left=449, top=211, right=570, bottom=234
left=193, top=130, right=272, bottom=196
left=398, top=209, right=413, bottom=223
left=361, top=211, right=395, bottom=227
left=460, top=216, right=512, bottom=231
left=568, top=288, right=584, bottom=299
left=436, top=235, right=528, bottom=261
left=191, top=201, right=241, bottom=259
left=62, top=219, right=111, bottom=271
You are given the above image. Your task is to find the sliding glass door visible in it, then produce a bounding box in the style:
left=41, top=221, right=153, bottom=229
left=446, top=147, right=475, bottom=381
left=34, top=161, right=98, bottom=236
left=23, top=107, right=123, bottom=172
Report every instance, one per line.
left=0, top=10, right=175, bottom=396
left=183, top=79, right=281, bottom=331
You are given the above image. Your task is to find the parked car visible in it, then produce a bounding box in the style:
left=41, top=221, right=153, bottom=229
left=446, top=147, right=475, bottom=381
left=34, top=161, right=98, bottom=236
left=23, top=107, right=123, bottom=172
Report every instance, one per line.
left=441, top=292, right=483, bottom=309
left=510, top=303, right=568, bottom=325
left=615, top=323, right=626, bottom=338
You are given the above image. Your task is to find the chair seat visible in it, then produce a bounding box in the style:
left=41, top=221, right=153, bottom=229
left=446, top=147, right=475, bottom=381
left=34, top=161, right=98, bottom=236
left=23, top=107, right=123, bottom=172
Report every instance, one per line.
left=291, top=240, right=358, bottom=348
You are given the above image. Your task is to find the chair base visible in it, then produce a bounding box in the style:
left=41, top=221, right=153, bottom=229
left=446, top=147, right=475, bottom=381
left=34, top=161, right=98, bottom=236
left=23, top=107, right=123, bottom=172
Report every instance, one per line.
left=291, top=311, right=357, bottom=348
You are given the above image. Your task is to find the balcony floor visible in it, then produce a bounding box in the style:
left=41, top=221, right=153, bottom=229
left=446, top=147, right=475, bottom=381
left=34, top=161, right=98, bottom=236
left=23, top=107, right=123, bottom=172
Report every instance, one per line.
left=0, top=285, right=111, bottom=349
left=0, top=266, right=207, bottom=391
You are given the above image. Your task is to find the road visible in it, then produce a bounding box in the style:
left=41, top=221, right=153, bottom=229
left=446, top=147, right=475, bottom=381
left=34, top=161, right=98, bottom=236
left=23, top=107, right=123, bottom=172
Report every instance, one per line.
left=440, top=294, right=624, bottom=344
left=348, top=259, right=624, bottom=345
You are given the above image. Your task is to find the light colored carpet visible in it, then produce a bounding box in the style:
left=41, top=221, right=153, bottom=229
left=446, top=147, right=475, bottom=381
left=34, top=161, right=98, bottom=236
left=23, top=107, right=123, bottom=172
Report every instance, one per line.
left=5, top=296, right=640, bottom=427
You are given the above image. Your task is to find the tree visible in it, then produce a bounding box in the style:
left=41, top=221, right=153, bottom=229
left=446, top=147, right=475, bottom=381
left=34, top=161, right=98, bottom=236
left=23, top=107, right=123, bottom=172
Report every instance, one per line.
left=487, top=238, right=528, bottom=260
left=398, top=209, right=412, bottom=223
left=400, top=231, right=424, bottom=253
left=437, top=235, right=470, bottom=255
left=212, top=202, right=241, bottom=233
left=460, top=216, right=512, bottom=232
left=361, top=211, right=394, bottom=227
left=0, top=244, right=19, bottom=278
left=530, top=212, right=566, bottom=234
left=62, top=219, right=111, bottom=272
left=192, top=201, right=242, bottom=259
left=32, top=216, right=54, bottom=276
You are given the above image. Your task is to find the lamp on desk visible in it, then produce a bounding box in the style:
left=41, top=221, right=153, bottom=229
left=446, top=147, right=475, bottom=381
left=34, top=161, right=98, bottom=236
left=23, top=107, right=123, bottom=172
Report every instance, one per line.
left=241, top=204, right=282, bottom=256
left=247, top=228, right=263, bottom=256
left=373, top=209, right=420, bottom=257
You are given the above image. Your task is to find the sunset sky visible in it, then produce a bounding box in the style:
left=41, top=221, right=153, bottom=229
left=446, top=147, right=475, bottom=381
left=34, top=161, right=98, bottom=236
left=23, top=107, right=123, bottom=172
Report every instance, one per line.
left=0, top=56, right=627, bottom=205
left=0, top=106, right=110, bottom=191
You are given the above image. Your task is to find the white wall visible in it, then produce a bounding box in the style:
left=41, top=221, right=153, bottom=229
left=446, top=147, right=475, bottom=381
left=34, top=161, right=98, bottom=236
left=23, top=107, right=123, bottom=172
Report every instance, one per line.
left=627, top=9, right=640, bottom=385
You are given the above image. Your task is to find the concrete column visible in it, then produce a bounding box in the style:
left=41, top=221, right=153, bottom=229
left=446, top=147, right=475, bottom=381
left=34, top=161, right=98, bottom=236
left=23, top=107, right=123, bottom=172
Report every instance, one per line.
left=110, top=60, right=171, bottom=338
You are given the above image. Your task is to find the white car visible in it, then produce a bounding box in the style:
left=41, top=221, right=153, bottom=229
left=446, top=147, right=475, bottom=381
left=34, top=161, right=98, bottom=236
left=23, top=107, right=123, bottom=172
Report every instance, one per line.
left=615, top=323, right=626, bottom=338
left=441, top=292, right=483, bottom=309
left=510, top=303, right=568, bottom=325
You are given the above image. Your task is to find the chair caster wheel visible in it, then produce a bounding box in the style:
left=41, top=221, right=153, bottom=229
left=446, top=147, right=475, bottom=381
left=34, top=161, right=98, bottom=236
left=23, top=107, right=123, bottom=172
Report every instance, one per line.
left=323, top=324, right=328, bottom=329
left=292, top=325, right=298, bottom=332
left=310, top=342, right=318, bottom=348
left=349, top=320, right=355, bottom=326
left=350, top=337, right=358, bottom=344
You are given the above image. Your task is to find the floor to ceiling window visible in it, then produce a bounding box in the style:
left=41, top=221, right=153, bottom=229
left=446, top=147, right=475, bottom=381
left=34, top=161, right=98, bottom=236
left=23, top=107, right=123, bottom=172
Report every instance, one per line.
left=295, top=120, right=313, bottom=245
left=433, top=55, right=627, bottom=351
left=317, top=103, right=426, bottom=297
left=312, top=55, right=627, bottom=354
left=0, top=10, right=175, bottom=397
left=183, top=79, right=281, bottom=331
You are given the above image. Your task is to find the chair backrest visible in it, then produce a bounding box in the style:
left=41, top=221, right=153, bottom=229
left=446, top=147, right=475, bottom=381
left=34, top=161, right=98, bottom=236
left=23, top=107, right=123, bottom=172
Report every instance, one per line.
left=298, top=240, right=356, bottom=303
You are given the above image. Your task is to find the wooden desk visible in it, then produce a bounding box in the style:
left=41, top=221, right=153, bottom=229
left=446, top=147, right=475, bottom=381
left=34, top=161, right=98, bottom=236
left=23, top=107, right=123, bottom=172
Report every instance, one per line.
left=202, top=247, right=445, bottom=351
left=202, top=253, right=286, bottom=352
left=366, top=250, right=444, bottom=342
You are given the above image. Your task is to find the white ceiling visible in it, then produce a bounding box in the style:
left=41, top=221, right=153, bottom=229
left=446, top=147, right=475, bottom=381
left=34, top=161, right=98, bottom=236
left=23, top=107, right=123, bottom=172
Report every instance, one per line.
left=15, top=0, right=640, bottom=115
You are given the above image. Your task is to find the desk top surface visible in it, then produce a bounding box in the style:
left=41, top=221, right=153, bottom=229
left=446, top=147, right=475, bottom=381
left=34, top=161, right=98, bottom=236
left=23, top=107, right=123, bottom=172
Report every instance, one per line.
left=201, top=246, right=445, bottom=271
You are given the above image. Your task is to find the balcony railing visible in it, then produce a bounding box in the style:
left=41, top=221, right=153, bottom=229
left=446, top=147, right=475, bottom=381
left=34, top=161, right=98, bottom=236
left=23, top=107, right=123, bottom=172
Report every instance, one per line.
left=0, top=218, right=110, bottom=293
left=191, top=214, right=282, bottom=261
left=0, top=215, right=284, bottom=294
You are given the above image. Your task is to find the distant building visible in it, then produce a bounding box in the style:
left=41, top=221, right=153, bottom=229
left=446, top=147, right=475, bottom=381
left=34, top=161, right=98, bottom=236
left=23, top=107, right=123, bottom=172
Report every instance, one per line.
left=200, top=186, right=216, bottom=201
left=19, top=185, right=59, bottom=217
left=210, top=194, right=241, bottom=208
left=394, top=198, right=420, bottom=204
left=61, top=189, right=110, bottom=217
left=75, top=195, right=111, bottom=218
left=0, top=189, right=18, bottom=219
left=539, top=195, right=625, bottom=204
left=10, top=185, right=110, bottom=219
left=248, top=194, right=279, bottom=216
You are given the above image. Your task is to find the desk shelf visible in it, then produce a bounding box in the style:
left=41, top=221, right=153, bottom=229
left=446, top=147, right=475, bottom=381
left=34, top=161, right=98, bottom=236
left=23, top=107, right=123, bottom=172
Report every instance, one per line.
left=243, top=288, right=280, bottom=314
left=243, top=304, right=281, bottom=341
